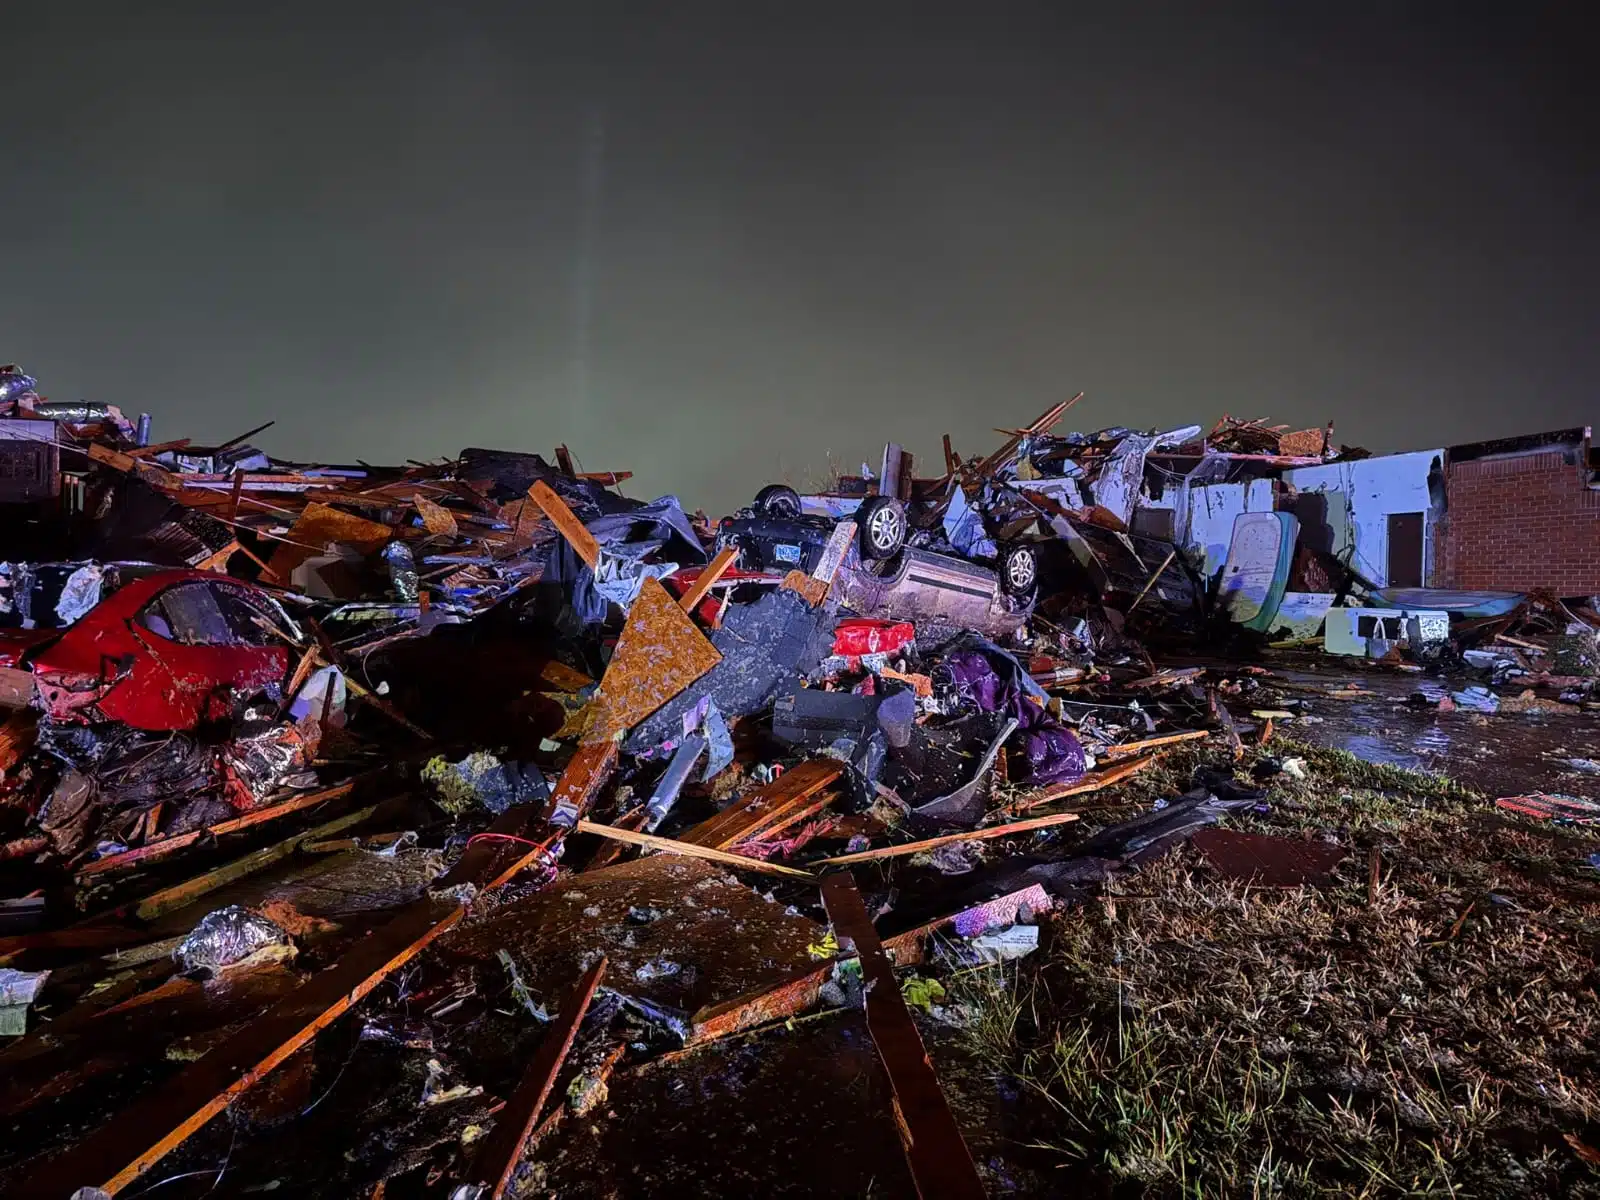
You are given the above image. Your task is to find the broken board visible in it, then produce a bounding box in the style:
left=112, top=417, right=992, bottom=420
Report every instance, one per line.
left=585, top=577, right=722, bottom=743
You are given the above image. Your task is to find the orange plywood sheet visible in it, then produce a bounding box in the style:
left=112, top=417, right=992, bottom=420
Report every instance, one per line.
left=584, top=577, right=720, bottom=743
left=265, top=502, right=395, bottom=579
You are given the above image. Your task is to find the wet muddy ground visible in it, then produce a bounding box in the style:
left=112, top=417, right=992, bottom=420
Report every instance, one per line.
left=1259, top=660, right=1600, bottom=800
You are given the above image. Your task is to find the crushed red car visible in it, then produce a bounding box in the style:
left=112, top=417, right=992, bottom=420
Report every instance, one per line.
left=0, top=569, right=300, bottom=731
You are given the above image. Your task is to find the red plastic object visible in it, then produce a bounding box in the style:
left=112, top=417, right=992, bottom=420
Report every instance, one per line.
left=831, top=619, right=915, bottom=659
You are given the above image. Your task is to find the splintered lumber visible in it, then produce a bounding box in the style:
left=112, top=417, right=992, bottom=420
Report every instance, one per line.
left=779, top=569, right=830, bottom=607
left=687, top=960, right=840, bottom=1046
left=527, top=480, right=601, bottom=568
left=1101, top=729, right=1209, bottom=759
left=76, top=780, right=359, bottom=878
left=584, top=577, right=721, bottom=742
left=814, top=809, right=1082, bottom=866
left=678, top=760, right=845, bottom=849
left=820, top=873, right=985, bottom=1200
left=677, top=546, right=738, bottom=613
left=15, top=797, right=564, bottom=1198
left=971, top=393, right=1082, bottom=480
left=126, top=805, right=378, bottom=922
left=574, top=821, right=817, bottom=880
left=542, top=740, right=620, bottom=827
left=1011, top=753, right=1158, bottom=813
left=459, top=958, right=608, bottom=1198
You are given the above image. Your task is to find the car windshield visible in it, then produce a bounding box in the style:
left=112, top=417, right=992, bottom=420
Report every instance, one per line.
left=138, top=582, right=288, bottom=648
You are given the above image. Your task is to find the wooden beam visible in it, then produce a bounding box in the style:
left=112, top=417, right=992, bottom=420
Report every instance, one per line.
left=460, top=958, right=608, bottom=1198
left=813, top=809, right=1082, bottom=866
left=129, top=806, right=377, bottom=922
left=16, top=796, right=564, bottom=1197
left=1101, top=729, right=1209, bottom=759
left=678, top=760, right=844, bottom=849
left=76, top=780, right=359, bottom=878
left=819, top=873, right=985, bottom=1200
left=677, top=546, right=738, bottom=613
left=575, top=820, right=817, bottom=880
left=1010, top=753, right=1157, bottom=813
left=527, top=481, right=600, bottom=568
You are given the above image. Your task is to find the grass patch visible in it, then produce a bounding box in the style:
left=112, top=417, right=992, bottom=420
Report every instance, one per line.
left=941, top=737, right=1600, bottom=1197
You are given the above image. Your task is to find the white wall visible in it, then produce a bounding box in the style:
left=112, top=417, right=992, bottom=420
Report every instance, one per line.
left=1178, top=479, right=1277, bottom=583
left=1282, top=450, right=1443, bottom=587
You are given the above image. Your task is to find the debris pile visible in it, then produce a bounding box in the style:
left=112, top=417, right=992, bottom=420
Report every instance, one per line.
left=0, top=366, right=1597, bottom=1196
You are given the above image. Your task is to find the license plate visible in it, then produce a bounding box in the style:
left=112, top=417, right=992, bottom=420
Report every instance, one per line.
left=773, top=543, right=802, bottom=564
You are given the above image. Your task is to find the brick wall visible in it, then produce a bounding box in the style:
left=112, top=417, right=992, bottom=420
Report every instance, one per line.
left=1442, top=451, right=1600, bottom=595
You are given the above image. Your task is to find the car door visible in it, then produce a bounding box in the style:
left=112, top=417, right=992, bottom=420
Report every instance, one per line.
left=102, top=580, right=293, bottom=730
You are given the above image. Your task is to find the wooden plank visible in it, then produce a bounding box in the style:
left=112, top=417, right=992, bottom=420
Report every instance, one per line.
left=677, top=546, right=738, bottom=613
left=76, top=781, right=359, bottom=878
left=779, top=570, right=829, bottom=607
left=554, top=445, right=576, bottom=476
left=130, top=805, right=377, bottom=922
left=584, top=577, right=721, bottom=742
left=1011, top=753, right=1158, bottom=813
left=814, top=809, right=1082, bottom=866
left=687, top=960, right=838, bottom=1046
left=820, top=873, right=985, bottom=1199
left=527, top=480, right=600, bottom=568
left=460, top=958, right=608, bottom=1198
left=541, top=740, right=620, bottom=829
left=15, top=796, right=563, bottom=1197
left=575, top=821, right=817, bottom=880
left=1101, top=729, right=1208, bottom=759
left=678, top=760, right=844, bottom=849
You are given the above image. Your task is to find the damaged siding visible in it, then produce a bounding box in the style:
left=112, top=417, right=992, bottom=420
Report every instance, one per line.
left=1282, top=450, right=1444, bottom=588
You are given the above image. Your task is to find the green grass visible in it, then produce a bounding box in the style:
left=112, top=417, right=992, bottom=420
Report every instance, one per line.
left=938, top=738, right=1600, bottom=1197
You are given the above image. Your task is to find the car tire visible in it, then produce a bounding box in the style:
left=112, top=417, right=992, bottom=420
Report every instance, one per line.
left=857, top=497, right=908, bottom=561
left=1000, top=543, right=1039, bottom=598
left=754, top=484, right=802, bottom=519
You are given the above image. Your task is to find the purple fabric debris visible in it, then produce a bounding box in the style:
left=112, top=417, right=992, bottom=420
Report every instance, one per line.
left=938, top=646, right=1085, bottom=786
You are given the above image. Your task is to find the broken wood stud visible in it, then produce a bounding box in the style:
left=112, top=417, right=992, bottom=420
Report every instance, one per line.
left=76, top=779, right=359, bottom=878
left=1012, top=753, right=1158, bottom=813
left=461, top=958, right=608, bottom=1199
left=527, top=481, right=601, bottom=568
left=678, top=759, right=844, bottom=849
left=130, top=804, right=378, bottom=922
left=819, top=873, right=986, bottom=1200
left=677, top=546, right=738, bottom=614
left=1126, top=548, right=1177, bottom=614
left=16, top=796, right=567, bottom=1197
left=574, top=820, right=818, bottom=880
left=814, top=809, right=1082, bottom=866
left=1101, top=729, right=1208, bottom=759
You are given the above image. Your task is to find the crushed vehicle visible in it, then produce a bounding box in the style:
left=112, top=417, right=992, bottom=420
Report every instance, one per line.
left=0, top=569, right=300, bottom=730
left=718, top=484, right=1042, bottom=637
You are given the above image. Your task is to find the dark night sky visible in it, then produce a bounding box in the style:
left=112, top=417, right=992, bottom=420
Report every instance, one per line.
left=3, top=3, right=1594, bottom=512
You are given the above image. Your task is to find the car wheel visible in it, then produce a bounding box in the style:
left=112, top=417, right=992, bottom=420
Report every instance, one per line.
left=754, top=484, right=802, bottom=519
left=1000, top=543, right=1039, bottom=597
left=857, top=497, right=907, bottom=561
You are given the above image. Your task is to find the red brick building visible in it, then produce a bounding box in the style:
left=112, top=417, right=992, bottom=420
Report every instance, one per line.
left=1436, top=427, right=1600, bottom=597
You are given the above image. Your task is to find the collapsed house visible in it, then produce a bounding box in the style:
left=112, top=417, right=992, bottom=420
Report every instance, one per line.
left=0, top=365, right=1596, bottom=1197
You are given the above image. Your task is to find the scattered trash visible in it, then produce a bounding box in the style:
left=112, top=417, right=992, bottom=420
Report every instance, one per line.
left=5, top=382, right=1599, bottom=1198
